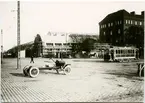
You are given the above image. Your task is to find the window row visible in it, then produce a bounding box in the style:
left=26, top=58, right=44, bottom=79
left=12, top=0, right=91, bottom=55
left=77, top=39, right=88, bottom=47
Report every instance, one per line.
left=46, top=43, right=71, bottom=46
left=125, top=20, right=143, bottom=25
left=103, top=29, right=121, bottom=35
left=101, top=21, right=122, bottom=29
left=116, top=49, right=135, bottom=54
left=44, top=48, right=71, bottom=51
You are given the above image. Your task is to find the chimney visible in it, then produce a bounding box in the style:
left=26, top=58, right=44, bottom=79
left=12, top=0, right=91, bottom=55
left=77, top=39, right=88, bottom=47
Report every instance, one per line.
left=141, top=11, right=144, bottom=16
left=130, top=11, right=135, bottom=15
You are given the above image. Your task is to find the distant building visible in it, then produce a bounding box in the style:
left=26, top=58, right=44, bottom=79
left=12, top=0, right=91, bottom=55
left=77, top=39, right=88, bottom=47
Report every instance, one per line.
left=42, top=32, right=98, bottom=58
left=6, top=32, right=98, bottom=58
left=99, top=9, right=144, bottom=46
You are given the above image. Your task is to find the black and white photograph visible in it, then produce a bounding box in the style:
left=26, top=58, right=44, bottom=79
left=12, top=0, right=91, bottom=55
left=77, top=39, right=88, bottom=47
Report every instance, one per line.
left=0, top=0, right=144, bottom=102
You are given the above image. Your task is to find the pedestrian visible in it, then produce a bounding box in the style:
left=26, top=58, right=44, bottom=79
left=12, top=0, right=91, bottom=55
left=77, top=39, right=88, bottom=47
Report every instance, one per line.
left=30, top=55, right=34, bottom=63
left=111, top=50, right=114, bottom=61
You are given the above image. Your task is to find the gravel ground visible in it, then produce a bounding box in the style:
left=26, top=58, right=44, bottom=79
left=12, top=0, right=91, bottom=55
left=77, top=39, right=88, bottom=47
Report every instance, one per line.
left=1, top=58, right=144, bottom=102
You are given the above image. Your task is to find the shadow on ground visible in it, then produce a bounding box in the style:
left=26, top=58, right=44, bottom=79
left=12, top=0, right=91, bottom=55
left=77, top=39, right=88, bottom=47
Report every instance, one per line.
left=103, top=72, right=144, bottom=81
left=40, top=70, right=65, bottom=75
left=10, top=73, right=26, bottom=77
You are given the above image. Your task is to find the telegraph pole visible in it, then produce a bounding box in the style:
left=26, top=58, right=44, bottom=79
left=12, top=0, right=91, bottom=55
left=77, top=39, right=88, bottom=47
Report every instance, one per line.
left=17, top=1, right=21, bottom=69
left=1, top=29, right=3, bottom=64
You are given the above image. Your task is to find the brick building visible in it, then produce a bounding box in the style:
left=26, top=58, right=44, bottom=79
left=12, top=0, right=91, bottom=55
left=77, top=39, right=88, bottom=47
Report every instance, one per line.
left=99, top=9, right=144, bottom=46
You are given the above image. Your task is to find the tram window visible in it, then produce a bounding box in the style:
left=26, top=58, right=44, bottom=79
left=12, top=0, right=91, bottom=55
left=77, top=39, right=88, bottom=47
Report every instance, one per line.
left=120, top=50, right=122, bottom=54
left=132, top=50, right=134, bottom=53
left=122, top=50, right=124, bottom=54
left=116, top=50, right=117, bottom=54
left=118, top=50, right=120, bottom=54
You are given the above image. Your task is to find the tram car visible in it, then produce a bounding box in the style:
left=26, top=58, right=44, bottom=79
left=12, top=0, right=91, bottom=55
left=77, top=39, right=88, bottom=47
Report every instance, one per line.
left=104, top=46, right=139, bottom=62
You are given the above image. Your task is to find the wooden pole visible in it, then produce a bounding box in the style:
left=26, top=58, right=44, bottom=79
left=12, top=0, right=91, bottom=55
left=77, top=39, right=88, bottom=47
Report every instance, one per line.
left=1, top=29, right=3, bottom=64
left=17, top=1, right=21, bottom=69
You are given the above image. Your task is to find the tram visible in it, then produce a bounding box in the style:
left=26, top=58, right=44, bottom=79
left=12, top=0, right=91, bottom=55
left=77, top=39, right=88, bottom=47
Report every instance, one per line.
left=104, top=46, right=138, bottom=62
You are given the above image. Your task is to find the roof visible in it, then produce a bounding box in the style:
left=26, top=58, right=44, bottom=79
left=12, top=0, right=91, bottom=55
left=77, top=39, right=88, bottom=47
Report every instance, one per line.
left=7, top=41, right=34, bottom=53
left=99, top=9, right=129, bottom=24
left=99, top=9, right=144, bottom=24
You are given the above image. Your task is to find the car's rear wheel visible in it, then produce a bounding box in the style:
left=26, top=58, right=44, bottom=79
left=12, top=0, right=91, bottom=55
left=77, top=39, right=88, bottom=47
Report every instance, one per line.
left=23, top=65, right=30, bottom=76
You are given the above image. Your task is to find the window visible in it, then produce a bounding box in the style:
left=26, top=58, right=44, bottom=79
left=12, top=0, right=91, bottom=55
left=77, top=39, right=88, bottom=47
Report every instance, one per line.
left=126, top=20, right=128, bottom=24
left=104, top=32, right=106, bottom=35
left=105, top=24, right=106, bottom=28
left=135, top=21, right=137, bottom=25
left=140, top=22, right=142, bottom=25
left=108, top=23, right=110, bottom=27
left=120, top=21, right=122, bottom=24
left=110, top=31, right=112, bottom=35
left=120, top=50, right=123, bottom=53
left=130, top=20, right=133, bottom=24
left=116, top=50, right=118, bottom=54
left=128, top=20, right=130, bottom=24
left=55, top=43, right=62, bottom=46
left=111, top=23, right=113, bottom=26
left=118, top=21, right=120, bottom=25
left=46, top=43, right=53, bottom=46
left=118, top=29, right=120, bottom=34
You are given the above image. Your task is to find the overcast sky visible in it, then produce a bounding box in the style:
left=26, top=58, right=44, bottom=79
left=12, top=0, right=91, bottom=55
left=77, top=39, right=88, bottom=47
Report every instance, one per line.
left=0, top=1, right=145, bottom=51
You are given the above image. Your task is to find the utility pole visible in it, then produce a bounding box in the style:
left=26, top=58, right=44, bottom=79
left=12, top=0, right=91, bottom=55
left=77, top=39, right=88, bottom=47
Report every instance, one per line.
left=1, top=29, right=3, bottom=64
left=17, top=1, right=21, bottom=69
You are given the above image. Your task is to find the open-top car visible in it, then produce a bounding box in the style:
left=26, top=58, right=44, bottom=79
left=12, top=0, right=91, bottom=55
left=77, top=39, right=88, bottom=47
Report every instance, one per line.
left=23, top=58, right=71, bottom=78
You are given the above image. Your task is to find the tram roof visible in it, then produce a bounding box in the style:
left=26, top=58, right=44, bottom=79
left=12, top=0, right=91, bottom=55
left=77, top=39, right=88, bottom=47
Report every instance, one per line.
left=110, top=46, right=137, bottom=50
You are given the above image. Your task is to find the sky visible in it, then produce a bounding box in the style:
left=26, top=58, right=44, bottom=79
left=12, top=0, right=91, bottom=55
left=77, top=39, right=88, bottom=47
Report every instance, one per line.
left=0, top=1, right=145, bottom=51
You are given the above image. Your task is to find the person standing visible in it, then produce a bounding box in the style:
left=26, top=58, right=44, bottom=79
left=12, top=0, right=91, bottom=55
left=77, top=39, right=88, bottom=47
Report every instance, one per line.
left=30, top=55, right=34, bottom=63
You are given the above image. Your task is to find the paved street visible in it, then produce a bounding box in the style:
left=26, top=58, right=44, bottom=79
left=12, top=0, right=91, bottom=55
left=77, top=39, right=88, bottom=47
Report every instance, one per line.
left=1, top=58, right=144, bottom=102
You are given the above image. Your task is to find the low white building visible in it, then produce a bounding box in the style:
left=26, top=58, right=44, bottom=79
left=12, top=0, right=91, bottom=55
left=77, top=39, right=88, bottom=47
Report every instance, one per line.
left=41, top=32, right=98, bottom=58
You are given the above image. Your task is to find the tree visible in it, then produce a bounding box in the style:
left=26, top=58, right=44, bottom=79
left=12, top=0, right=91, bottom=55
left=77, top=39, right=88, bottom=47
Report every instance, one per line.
left=124, top=26, right=144, bottom=58
left=81, top=38, right=97, bottom=53
left=33, top=34, right=43, bottom=57
left=124, top=26, right=144, bottom=48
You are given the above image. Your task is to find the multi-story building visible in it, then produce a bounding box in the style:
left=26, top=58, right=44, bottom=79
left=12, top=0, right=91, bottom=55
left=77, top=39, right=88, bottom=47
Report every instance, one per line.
left=42, top=32, right=98, bottom=58
left=99, top=9, right=144, bottom=46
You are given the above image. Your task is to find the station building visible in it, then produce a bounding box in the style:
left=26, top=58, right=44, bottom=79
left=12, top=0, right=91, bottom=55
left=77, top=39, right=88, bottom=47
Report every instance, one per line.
left=99, top=9, right=144, bottom=46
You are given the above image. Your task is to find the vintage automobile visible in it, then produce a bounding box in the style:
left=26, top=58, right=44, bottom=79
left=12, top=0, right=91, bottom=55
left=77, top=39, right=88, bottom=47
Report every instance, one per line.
left=23, top=58, right=71, bottom=78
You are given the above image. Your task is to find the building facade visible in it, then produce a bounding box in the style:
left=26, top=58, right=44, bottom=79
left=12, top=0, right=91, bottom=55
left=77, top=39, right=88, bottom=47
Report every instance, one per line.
left=5, top=32, right=98, bottom=58
left=42, top=32, right=98, bottom=58
left=99, top=9, right=144, bottom=46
